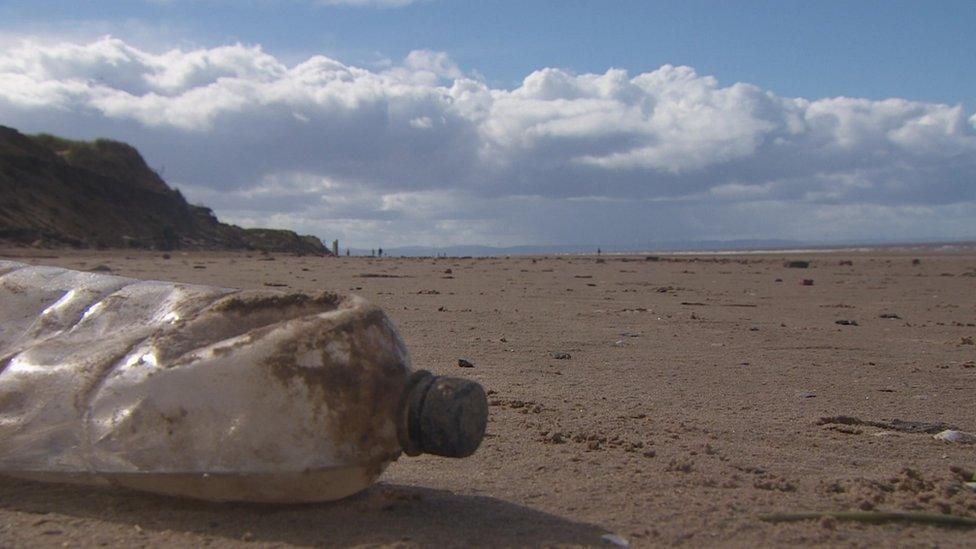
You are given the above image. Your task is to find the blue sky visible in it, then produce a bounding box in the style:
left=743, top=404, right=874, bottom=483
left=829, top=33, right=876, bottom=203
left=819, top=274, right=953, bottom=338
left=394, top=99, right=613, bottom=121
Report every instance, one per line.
left=1, top=1, right=974, bottom=247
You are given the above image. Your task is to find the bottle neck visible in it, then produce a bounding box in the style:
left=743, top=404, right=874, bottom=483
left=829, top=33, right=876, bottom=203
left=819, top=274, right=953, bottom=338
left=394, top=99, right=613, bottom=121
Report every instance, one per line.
left=398, top=370, right=436, bottom=457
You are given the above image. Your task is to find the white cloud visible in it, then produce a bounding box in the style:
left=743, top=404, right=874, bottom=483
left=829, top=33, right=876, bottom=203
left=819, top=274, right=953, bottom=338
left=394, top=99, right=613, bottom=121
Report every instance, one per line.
left=1, top=36, right=975, bottom=247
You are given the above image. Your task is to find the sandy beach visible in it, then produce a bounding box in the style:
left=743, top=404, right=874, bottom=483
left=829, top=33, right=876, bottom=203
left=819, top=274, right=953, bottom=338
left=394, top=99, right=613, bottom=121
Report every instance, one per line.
left=1, top=247, right=975, bottom=547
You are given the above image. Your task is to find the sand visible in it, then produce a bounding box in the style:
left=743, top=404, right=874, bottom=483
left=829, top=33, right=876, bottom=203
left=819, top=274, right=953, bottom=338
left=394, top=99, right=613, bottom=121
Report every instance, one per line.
left=1, top=247, right=975, bottom=547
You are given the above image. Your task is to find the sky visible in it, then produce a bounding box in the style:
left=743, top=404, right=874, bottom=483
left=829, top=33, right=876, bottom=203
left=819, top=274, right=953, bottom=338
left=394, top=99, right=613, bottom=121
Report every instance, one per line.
left=1, top=1, right=974, bottom=248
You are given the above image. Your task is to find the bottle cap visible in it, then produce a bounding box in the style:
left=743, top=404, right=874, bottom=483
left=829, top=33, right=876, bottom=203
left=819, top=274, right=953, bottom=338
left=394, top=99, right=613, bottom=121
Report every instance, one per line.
left=401, top=370, right=487, bottom=458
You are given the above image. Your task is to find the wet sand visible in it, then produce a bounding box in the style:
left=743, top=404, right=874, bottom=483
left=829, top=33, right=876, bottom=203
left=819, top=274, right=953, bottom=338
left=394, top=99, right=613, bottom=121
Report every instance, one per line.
left=1, top=247, right=975, bottom=547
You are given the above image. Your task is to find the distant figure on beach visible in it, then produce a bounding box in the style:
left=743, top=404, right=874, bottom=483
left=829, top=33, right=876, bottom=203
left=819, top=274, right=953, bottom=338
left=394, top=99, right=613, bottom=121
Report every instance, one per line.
left=378, top=248, right=383, bottom=258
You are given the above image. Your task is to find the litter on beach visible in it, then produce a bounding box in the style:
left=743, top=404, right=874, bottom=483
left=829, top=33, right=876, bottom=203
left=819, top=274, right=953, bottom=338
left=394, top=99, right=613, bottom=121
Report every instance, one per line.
left=0, top=261, right=487, bottom=502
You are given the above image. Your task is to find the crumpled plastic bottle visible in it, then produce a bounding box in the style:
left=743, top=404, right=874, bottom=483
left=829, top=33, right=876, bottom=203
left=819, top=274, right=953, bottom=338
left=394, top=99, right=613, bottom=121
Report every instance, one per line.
left=0, top=260, right=487, bottom=502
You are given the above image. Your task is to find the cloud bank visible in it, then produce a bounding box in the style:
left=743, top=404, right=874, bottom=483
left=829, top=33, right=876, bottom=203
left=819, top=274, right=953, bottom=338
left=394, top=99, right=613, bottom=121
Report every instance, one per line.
left=1, top=36, right=974, bottom=247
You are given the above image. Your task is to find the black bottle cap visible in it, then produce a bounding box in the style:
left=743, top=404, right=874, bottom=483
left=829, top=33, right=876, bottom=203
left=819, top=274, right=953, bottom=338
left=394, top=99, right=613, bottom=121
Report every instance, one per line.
left=401, top=371, right=488, bottom=458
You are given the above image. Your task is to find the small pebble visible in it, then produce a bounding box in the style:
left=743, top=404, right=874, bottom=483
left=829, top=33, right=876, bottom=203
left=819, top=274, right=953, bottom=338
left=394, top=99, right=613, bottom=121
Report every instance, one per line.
left=933, top=430, right=976, bottom=444
left=600, top=533, right=629, bottom=547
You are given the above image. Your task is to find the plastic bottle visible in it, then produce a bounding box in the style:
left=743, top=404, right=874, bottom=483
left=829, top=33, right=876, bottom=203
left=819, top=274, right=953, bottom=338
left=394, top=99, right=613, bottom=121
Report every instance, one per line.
left=0, top=260, right=487, bottom=502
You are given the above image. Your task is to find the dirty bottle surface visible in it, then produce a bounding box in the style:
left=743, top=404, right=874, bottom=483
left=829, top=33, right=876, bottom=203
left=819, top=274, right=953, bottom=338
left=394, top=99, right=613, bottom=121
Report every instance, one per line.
left=0, top=260, right=487, bottom=503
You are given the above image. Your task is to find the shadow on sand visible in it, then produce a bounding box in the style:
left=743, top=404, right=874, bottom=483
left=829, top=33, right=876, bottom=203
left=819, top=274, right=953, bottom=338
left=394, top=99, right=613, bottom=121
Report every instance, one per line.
left=0, top=476, right=607, bottom=546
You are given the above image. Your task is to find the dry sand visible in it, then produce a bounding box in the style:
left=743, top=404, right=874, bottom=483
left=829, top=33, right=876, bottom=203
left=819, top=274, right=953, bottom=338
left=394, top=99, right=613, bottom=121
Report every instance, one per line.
left=1, top=247, right=975, bottom=547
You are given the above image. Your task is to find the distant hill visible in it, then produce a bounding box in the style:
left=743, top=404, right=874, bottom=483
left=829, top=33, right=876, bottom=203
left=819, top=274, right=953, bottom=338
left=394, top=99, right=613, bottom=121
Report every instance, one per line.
left=0, top=126, right=328, bottom=255
left=352, top=239, right=976, bottom=257
left=351, top=240, right=804, bottom=257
